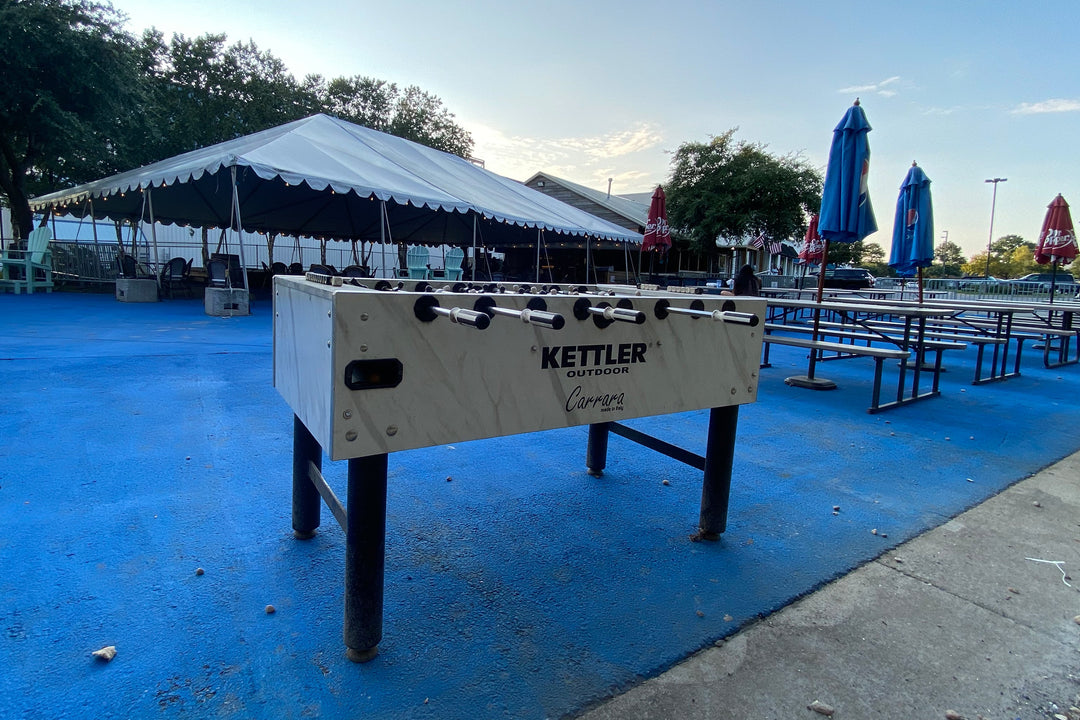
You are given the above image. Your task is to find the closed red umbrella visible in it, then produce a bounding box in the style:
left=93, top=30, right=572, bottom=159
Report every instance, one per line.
left=798, top=214, right=824, bottom=289
left=641, top=186, right=671, bottom=252
left=800, top=213, right=824, bottom=263
left=1033, top=194, right=1077, bottom=302
left=639, top=185, right=671, bottom=283
left=1034, top=194, right=1077, bottom=265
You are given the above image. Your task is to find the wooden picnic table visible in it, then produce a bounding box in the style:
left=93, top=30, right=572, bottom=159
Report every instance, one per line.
left=764, top=297, right=958, bottom=412
left=839, top=296, right=1077, bottom=370
left=817, top=296, right=1026, bottom=382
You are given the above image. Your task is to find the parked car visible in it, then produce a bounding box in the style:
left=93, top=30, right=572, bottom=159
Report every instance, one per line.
left=1008, top=272, right=1079, bottom=295
left=822, top=267, right=876, bottom=289
left=958, top=275, right=1004, bottom=292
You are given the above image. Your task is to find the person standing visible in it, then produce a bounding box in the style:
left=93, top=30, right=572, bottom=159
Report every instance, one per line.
left=731, top=264, right=761, bottom=296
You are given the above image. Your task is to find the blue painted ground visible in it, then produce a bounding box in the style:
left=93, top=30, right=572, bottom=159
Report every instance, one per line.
left=2, top=291, right=1078, bottom=720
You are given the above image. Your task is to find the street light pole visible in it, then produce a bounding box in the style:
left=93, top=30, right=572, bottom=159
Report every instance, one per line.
left=984, top=178, right=1007, bottom=278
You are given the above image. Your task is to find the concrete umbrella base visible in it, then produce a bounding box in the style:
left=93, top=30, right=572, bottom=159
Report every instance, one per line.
left=784, top=375, right=838, bottom=390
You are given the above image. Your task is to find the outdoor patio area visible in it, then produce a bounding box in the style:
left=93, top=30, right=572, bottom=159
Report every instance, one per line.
left=3, top=290, right=1079, bottom=720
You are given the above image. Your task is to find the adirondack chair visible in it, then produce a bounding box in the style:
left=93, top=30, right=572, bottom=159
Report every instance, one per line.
left=399, top=246, right=430, bottom=279
left=0, top=227, right=54, bottom=294
left=444, top=247, right=465, bottom=281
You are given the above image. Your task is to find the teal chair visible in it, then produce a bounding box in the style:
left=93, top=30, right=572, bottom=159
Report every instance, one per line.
left=0, top=226, right=54, bottom=294
left=444, top=247, right=465, bottom=281
left=402, top=246, right=430, bottom=279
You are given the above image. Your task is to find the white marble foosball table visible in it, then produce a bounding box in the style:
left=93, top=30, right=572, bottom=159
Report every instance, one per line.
left=273, top=275, right=765, bottom=661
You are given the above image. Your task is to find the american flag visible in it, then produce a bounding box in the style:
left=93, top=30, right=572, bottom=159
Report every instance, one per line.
left=768, top=241, right=783, bottom=255
left=751, top=231, right=766, bottom=249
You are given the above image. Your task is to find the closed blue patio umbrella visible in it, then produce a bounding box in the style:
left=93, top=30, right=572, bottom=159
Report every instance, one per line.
left=787, top=100, right=878, bottom=390
left=889, top=162, right=934, bottom=302
left=818, top=99, right=878, bottom=249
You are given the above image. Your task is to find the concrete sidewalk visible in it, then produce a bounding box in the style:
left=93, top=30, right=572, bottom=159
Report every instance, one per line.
left=579, top=450, right=1080, bottom=720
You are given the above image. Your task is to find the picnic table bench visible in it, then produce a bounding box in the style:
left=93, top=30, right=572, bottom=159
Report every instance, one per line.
left=814, top=317, right=1014, bottom=384
left=762, top=322, right=953, bottom=413
left=850, top=296, right=1079, bottom=370
left=764, top=297, right=960, bottom=413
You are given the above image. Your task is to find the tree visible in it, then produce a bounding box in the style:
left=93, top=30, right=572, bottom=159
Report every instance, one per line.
left=665, top=130, right=823, bottom=257
left=320, top=76, right=473, bottom=158
left=927, top=239, right=966, bottom=277
left=0, top=0, right=145, bottom=238
left=2, top=8, right=475, bottom=238
left=132, top=30, right=322, bottom=165
left=861, top=242, right=885, bottom=264
left=961, top=234, right=1035, bottom=278
left=935, top=239, right=965, bottom=267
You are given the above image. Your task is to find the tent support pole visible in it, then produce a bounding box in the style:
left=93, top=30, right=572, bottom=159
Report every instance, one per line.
left=471, top=214, right=477, bottom=282
left=134, top=194, right=145, bottom=259
left=379, top=201, right=386, bottom=279
left=536, top=229, right=541, bottom=283
left=146, top=187, right=162, bottom=289
left=586, top=236, right=591, bottom=285
left=230, top=167, right=250, bottom=292
left=623, top=241, right=630, bottom=286
left=89, top=199, right=101, bottom=263
left=630, top=239, right=639, bottom=284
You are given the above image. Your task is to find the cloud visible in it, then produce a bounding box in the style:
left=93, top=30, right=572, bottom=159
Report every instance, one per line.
left=838, top=76, right=901, bottom=97
left=468, top=122, right=665, bottom=191
left=1012, top=98, right=1080, bottom=114
left=922, top=106, right=959, bottom=116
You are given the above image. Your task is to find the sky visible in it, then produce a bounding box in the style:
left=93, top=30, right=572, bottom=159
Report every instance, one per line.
left=104, top=0, right=1079, bottom=260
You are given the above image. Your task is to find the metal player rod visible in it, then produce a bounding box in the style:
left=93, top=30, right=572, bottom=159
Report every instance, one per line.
left=414, top=295, right=491, bottom=329
left=431, top=305, right=490, bottom=328
left=587, top=305, right=646, bottom=324
left=486, top=305, right=566, bottom=329
left=663, top=306, right=760, bottom=326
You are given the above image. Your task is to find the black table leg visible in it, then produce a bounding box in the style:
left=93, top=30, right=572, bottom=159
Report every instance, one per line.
left=586, top=422, right=611, bottom=477
left=698, top=406, right=738, bottom=540
left=344, top=453, right=388, bottom=663
left=292, top=415, right=321, bottom=539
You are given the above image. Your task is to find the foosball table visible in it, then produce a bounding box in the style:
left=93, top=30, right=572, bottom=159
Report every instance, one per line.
left=273, top=275, right=765, bottom=661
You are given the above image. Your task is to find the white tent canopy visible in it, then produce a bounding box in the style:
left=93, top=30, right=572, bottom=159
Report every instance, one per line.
left=31, top=113, right=642, bottom=251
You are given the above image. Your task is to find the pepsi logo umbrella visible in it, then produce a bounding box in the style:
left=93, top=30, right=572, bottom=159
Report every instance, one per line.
left=787, top=100, right=878, bottom=390
left=1033, top=194, right=1077, bottom=302
left=818, top=99, right=878, bottom=247
left=889, top=163, right=934, bottom=302
left=641, top=186, right=671, bottom=252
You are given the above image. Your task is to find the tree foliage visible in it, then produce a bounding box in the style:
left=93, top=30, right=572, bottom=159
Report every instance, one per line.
left=665, top=130, right=823, bottom=256
left=0, top=0, right=144, bottom=238
left=131, top=30, right=321, bottom=164
left=318, top=76, right=473, bottom=159
left=0, top=1, right=475, bottom=238
left=961, top=234, right=1037, bottom=278
left=935, top=239, right=965, bottom=266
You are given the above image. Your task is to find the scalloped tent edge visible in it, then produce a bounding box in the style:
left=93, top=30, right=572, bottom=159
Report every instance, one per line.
left=30, top=114, right=642, bottom=248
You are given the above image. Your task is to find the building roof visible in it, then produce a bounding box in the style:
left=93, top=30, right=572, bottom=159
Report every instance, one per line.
left=523, top=173, right=650, bottom=229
